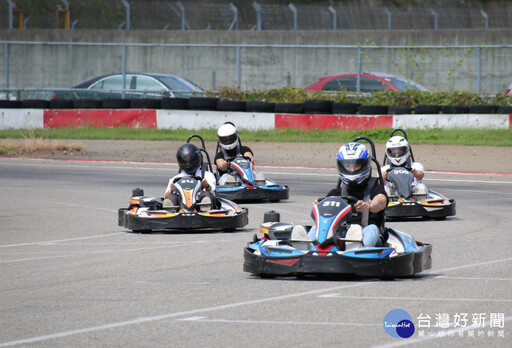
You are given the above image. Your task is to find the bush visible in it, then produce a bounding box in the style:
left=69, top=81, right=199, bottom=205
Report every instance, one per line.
left=207, top=87, right=512, bottom=108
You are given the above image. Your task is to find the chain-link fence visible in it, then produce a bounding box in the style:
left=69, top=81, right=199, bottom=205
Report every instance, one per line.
left=1, top=41, right=511, bottom=97
left=1, top=0, right=512, bottom=30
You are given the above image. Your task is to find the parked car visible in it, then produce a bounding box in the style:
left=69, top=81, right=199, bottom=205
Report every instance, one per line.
left=51, top=73, right=204, bottom=100
left=304, top=72, right=429, bottom=93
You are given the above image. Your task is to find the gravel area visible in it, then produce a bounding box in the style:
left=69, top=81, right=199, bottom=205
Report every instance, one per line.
left=4, top=139, right=511, bottom=174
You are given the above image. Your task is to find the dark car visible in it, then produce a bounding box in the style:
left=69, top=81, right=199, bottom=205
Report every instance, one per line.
left=304, top=72, right=429, bottom=93
left=51, top=73, right=204, bottom=100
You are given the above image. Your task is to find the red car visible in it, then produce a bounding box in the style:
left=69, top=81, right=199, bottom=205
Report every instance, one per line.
left=506, top=83, right=512, bottom=94
left=304, top=72, right=429, bottom=93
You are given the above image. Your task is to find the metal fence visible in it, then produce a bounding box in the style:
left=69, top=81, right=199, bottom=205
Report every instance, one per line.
left=1, top=41, right=511, bottom=97
left=2, top=0, right=512, bottom=30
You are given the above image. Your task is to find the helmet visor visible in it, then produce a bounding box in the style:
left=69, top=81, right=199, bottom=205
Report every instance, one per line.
left=218, top=133, right=238, bottom=147
left=387, top=146, right=409, bottom=158
left=337, top=158, right=369, bottom=175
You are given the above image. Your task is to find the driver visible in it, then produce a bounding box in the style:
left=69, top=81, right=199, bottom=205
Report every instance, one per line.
left=214, top=122, right=258, bottom=185
left=310, top=142, right=388, bottom=247
left=381, top=135, right=427, bottom=197
left=164, top=143, right=217, bottom=209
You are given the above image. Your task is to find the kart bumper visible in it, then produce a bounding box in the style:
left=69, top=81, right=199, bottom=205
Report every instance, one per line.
left=118, top=208, right=248, bottom=232
left=385, top=199, right=456, bottom=219
left=216, top=185, right=289, bottom=202
left=243, top=243, right=432, bottom=278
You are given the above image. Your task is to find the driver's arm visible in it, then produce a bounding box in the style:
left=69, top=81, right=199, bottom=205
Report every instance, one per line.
left=355, top=193, right=387, bottom=213
left=216, top=158, right=229, bottom=171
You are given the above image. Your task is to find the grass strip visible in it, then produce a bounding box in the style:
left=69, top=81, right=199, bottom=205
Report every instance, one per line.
left=0, top=127, right=510, bottom=146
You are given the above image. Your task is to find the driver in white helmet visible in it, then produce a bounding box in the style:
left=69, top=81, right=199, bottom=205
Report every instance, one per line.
left=214, top=123, right=256, bottom=185
left=381, top=135, right=427, bottom=197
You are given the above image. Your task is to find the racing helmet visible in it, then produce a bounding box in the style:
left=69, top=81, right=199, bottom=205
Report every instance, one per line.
left=176, top=143, right=202, bottom=175
left=336, top=142, right=372, bottom=186
left=385, top=136, right=410, bottom=166
left=217, top=123, right=239, bottom=150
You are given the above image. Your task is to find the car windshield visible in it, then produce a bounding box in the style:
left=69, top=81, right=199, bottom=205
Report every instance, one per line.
left=388, top=77, right=429, bottom=91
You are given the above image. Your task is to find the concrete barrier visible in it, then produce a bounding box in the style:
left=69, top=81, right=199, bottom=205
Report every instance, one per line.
left=0, top=109, right=510, bottom=130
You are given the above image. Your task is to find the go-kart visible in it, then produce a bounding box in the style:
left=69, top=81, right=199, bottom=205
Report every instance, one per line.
left=118, top=135, right=248, bottom=232
left=215, top=155, right=289, bottom=203
left=385, top=166, right=456, bottom=220
left=243, top=195, right=432, bottom=278
left=382, top=129, right=456, bottom=220
left=244, top=136, right=431, bottom=278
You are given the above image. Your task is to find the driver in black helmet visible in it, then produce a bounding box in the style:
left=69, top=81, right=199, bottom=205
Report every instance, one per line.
left=164, top=143, right=217, bottom=209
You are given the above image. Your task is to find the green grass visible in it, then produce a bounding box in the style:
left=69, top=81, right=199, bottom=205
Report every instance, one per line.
left=0, top=127, right=511, bottom=146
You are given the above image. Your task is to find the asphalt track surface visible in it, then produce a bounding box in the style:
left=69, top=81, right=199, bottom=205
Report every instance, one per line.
left=1, top=158, right=511, bottom=348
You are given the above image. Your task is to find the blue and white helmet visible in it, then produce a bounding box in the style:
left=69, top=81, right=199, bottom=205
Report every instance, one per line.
left=336, top=142, right=372, bottom=185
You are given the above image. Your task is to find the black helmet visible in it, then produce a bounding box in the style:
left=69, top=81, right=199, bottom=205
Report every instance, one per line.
left=176, top=143, right=202, bottom=175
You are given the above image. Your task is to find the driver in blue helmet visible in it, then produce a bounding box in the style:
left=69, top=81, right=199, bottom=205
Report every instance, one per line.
left=164, top=143, right=217, bottom=209
left=311, top=142, right=388, bottom=247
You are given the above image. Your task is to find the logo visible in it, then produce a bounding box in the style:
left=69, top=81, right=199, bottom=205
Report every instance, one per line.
left=383, top=309, right=415, bottom=338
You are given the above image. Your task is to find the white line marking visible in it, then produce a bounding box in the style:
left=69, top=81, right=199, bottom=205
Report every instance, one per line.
left=318, top=294, right=512, bottom=302
left=0, top=233, right=124, bottom=248
left=0, top=282, right=370, bottom=347
left=176, top=317, right=379, bottom=327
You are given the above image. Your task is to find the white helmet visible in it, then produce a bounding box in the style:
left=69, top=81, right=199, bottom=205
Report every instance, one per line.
left=217, top=123, right=239, bottom=150
left=385, top=136, right=410, bottom=167
left=336, top=142, right=372, bottom=186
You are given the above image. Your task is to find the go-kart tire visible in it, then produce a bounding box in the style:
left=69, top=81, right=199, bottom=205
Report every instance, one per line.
left=132, top=229, right=151, bottom=234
